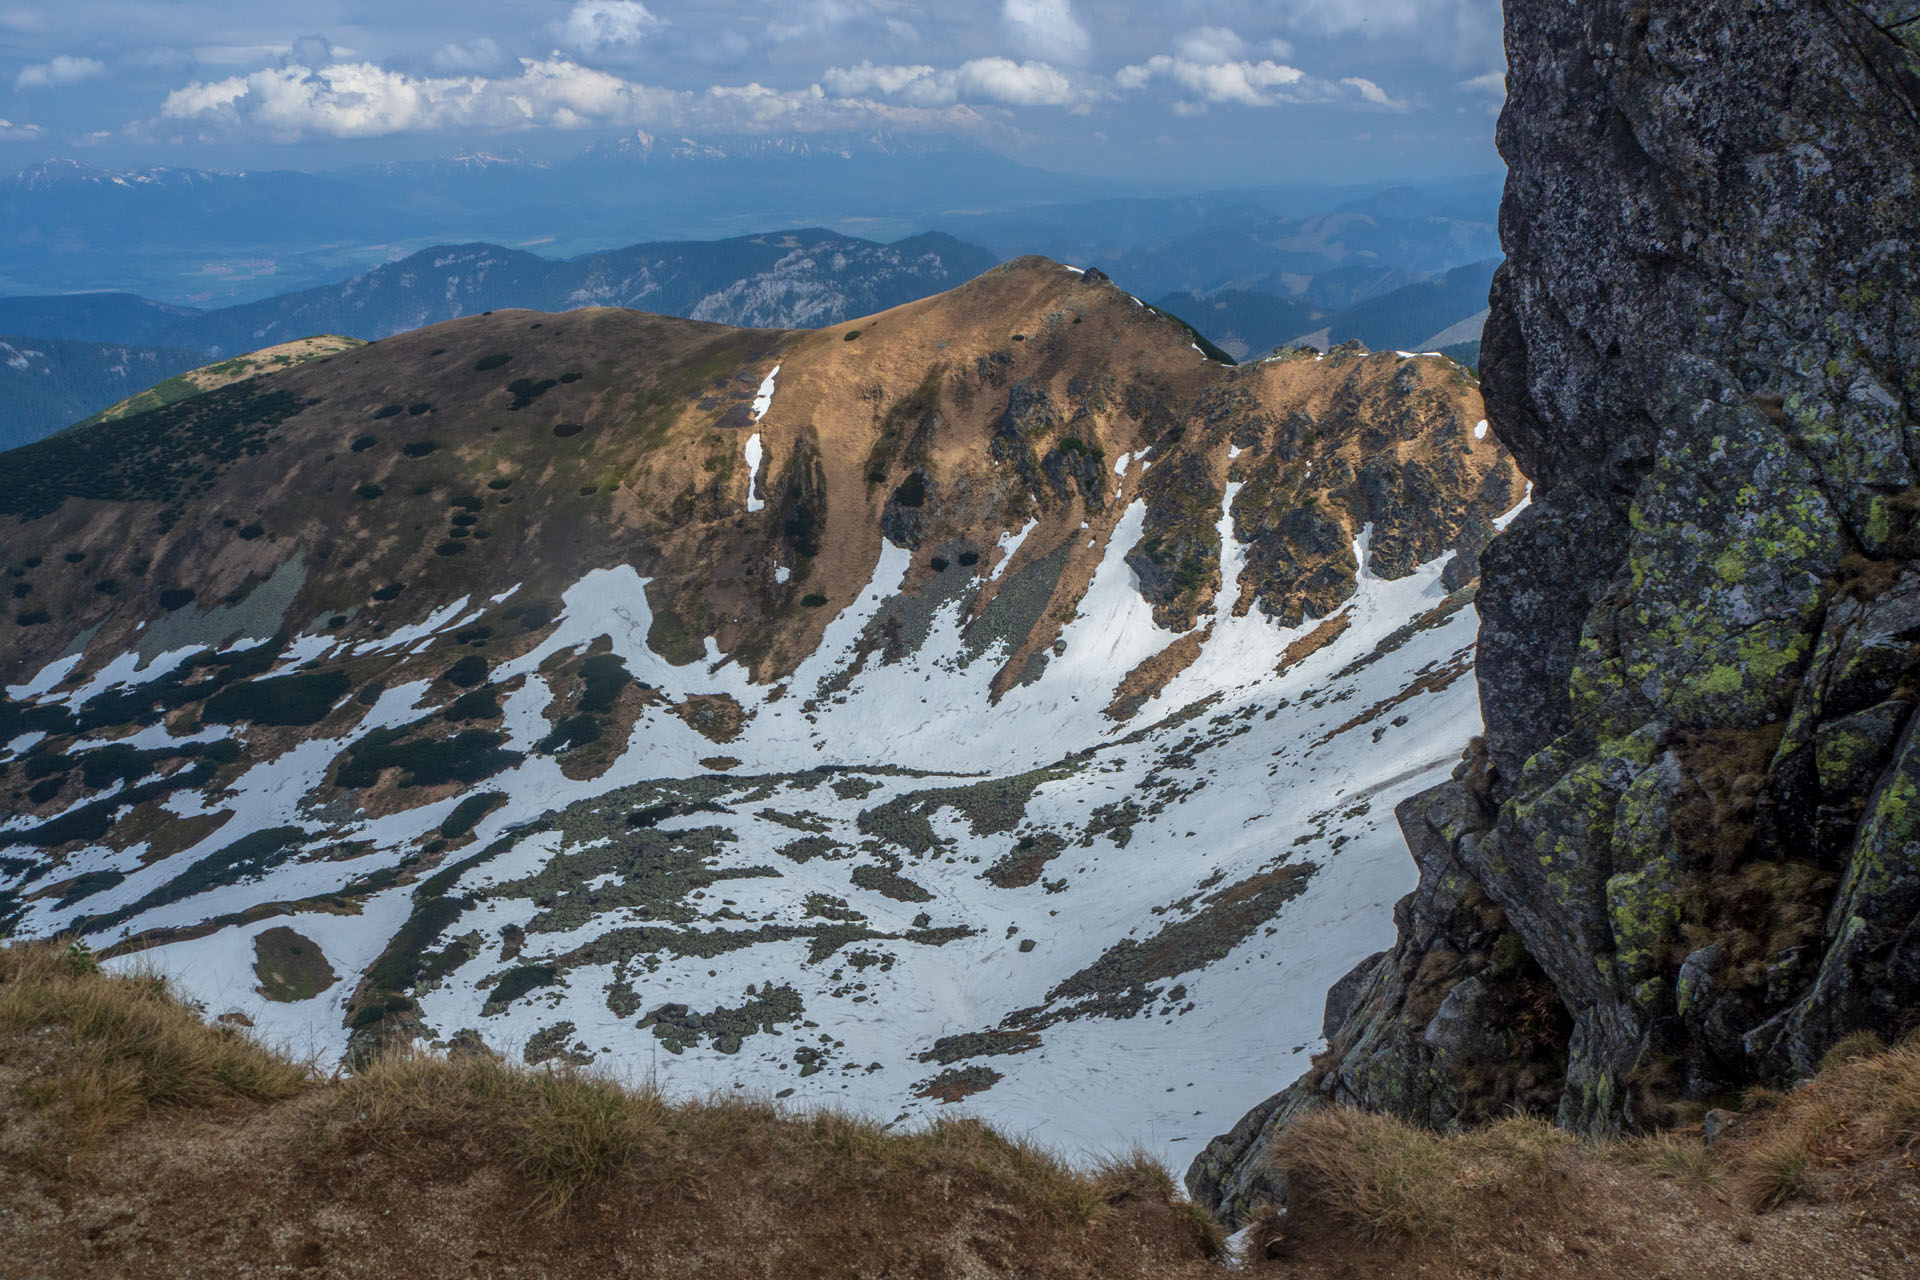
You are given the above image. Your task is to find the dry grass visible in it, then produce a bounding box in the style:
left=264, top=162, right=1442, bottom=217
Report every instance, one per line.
left=1612, top=1129, right=1725, bottom=1194
left=0, top=941, right=309, bottom=1168
left=1, top=941, right=1220, bottom=1278
left=1268, top=1107, right=1567, bottom=1243
left=1724, top=1031, right=1920, bottom=1211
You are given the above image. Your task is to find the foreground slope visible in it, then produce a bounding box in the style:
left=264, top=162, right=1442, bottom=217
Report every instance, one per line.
left=0, top=258, right=1518, bottom=1166
left=5, top=945, right=1916, bottom=1279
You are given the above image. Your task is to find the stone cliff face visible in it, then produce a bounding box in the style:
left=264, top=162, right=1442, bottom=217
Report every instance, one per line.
left=1192, top=0, right=1920, bottom=1223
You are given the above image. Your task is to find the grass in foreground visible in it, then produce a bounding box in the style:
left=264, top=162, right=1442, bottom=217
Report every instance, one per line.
left=0, top=941, right=309, bottom=1168
left=0, top=941, right=1219, bottom=1279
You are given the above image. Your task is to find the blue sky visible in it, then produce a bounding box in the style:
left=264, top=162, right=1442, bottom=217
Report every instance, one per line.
left=0, top=2, right=1507, bottom=185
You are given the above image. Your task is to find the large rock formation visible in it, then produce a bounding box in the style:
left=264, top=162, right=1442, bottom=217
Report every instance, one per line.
left=1192, top=0, right=1920, bottom=1223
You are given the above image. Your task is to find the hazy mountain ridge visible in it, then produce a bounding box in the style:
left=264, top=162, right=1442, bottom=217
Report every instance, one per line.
left=0, top=335, right=206, bottom=451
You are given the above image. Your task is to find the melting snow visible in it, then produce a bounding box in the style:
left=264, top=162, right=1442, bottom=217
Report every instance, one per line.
left=752, top=365, right=781, bottom=423
left=744, top=433, right=766, bottom=513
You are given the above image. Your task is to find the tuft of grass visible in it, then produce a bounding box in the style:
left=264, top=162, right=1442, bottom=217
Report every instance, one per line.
left=0, top=942, right=309, bottom=1168
left=1269, top=1109, right=1568, bottom=1243
left=1612, top=1130, right=1725, bottom=1195
left=1724, top=1031, right=1920, bottom=1211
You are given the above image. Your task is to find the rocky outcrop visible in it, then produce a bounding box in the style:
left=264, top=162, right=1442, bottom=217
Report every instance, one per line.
left=1192, top=0, right=1920, bottom=1220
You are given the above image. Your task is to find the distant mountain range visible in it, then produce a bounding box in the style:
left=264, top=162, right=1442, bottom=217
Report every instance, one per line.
left=0, top=228, right=999, bottom=444
left=1154, top=259, right=1501, bottom=363
left=0, top=136, right=1117, bottom=305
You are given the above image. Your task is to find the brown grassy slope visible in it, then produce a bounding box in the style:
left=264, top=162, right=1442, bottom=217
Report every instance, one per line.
left=0, top=943, right=1221, bottom=1279
left=1247, top=1038, right=1920, bottom=1278
left=5, top=948, right=1917, bottom=1278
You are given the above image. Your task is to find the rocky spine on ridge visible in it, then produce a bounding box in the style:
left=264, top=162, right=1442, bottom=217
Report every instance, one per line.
left=1189, top=0, right=1920, bottom=1225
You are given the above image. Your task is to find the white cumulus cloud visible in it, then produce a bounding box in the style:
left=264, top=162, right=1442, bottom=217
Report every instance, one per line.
left=15, top=54, right=107, bottom=90
left=1340, top=76, right=1409, bottom=111
left=550, top=1, right=664, bottom=63
left=152, top=56, right=992, bottom=143
left=0, top=116, right=44, bottom=139
left=1002, top=0, right=1089, bottom=63
left=1462, top=70, right=1506, bottom=96
left=823, top=57, right=1079, bottom=108
left=1116, top=55, right=1317, bottom=108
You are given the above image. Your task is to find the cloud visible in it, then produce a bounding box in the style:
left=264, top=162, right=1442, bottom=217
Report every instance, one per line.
left=431, top=39, right=514, bottom=76
left=1173, top=27, right=1246, bottom=63
left=767, top=0, right=919, bottom=46
left=286, top=35, right=335, bottom=69
left=153, top=56, right=990, bottom=143
left=1274, top=0, right=1500, bottom=64
left=1116, top=55, right=1320, bottom=108
left=0, top=116, right=44, bottom=139
left=549, top=1, right=664, bottom=64
left=1002, top=0, right=1089, bottom=63
left=823, top=57, right=1079, bottom=108
left=1340, top=76, right=1409, bottom=111
left=1461, top=70, right=1505, bottom=96
left=0, top=7, right=42, bottom=32
left=15, top=54, right=107, bottom=90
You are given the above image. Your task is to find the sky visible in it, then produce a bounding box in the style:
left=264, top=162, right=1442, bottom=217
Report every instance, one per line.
left=0, top=1, right=1507, bottom=186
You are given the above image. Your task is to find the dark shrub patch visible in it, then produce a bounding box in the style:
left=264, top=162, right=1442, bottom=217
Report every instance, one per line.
left=92, top=580, right=119, bottom=596
left=552, top=423, right=584, bottom=439
left=403, top=441, right=438, bottom=459
left=63, top=553, right=86, bottom=563
left=53, top=869, right=125, bottom=909
left=506, top=378, right=557, bottom=409
left=75, top=826, right=308, bottom=935
left=158, top=588, right=195, bottom=610
left=354, top=483, right=384, bottom=500
left=335, top=726, right=522, bottom=789
left=455, top=626, right=492, bottom=646
left=327, top=615, right=348, bottom=629
left=443, top=655, right=489, bottom=688
left=440, top=791, right=507, bottom=839
left=237, top=524, right=265, bottom=541
left=435, top=542, right=467, bottom=556
left=451, top=513, right=478, bottom=528
left=513, top=602, right=555, bottom=631
left=28, top=775, right=63, bottom=804
left=559, top=371, right=583, bottom=384
left=443, top=688, right=501, bottom=722
left=449, top=528, right=471, bottom=540
left=892, top=472, right=927, bottom=508
left=9, top=583, right=28, bottom=599
left=486, top=964, right=557, bottom=1007
left=931, top=557, right=950, bottom=573
left=801, top=594, right=829, bottom=608
left=537, top=713, right=602, bottom=754
left=408, top=404, right=433, bottom=416
left=203, top=670, right=351, bottom=727
left=474, top=353, right=511, bottom=372
left=487, top=478, right=512, bottom=490
left=23, top=556, right=42, bottom=568
left=958, top=551, right=980, bottom=567
left=449, top=495, right=484, bottom=512
left=373, top=405, right=404, bottom=420
left=352, top=434, right=381, bottom=450
left=844, top=330, right=862, bottom=341
left=578, top=654, right=633, bottom=715
left=371, top=583, right=405, bottom=602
